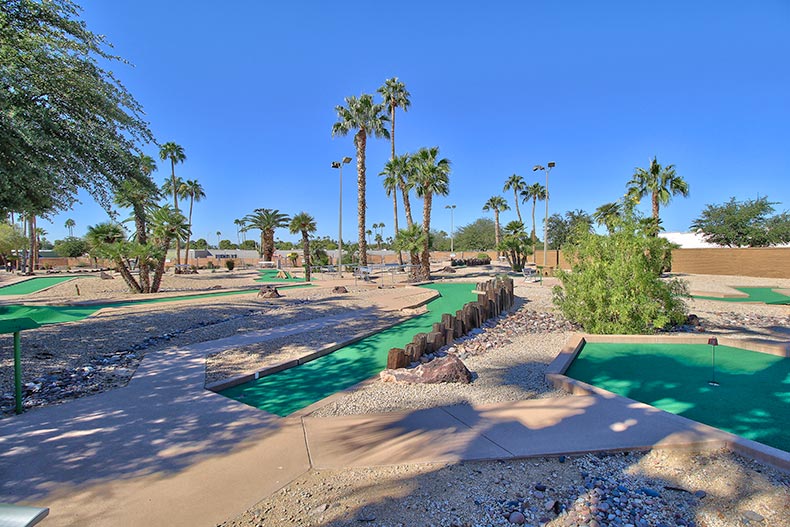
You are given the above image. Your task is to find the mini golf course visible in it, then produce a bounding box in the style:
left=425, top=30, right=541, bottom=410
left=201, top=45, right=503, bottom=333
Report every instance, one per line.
left=0, top=276, right=81, bottom=296
left=565, top=342, right=789, bottom=452
left=219, top=282, right=478, bottom=416
left=693, top=287, right=790, bottom=305
left=0, top=284, right=313, bottom=326
left=255, top=269, right=305, bottom=283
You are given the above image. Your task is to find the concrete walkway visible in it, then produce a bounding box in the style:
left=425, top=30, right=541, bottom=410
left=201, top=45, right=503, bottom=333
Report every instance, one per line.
left=0, top=315, right=736, bottom=527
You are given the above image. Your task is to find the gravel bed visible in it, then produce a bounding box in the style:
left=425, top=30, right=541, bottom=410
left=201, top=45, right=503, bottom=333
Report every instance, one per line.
left=220, top=448, right=790, bottom=527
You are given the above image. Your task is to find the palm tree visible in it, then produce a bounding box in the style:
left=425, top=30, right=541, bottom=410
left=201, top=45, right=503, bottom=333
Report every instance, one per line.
left=378, top=78, right=411, bottom=247
left=380, top=166, right=403, bottom=264
left=234, top=219, right=244, bottom=244
left=149, top=206, right=190, bottom=292
left=503, top=174, right=526, bottom=224
left=626, top=157, right=689, bottom=225
left=159, top=142, right=186, bottom=264
left=331, top=94, right=390, bottom=266
left=216, top=231, right=221, bottom=248
left=243, top=209, right=290, bottom=261
left=289, top=212, right=317, bottom=282
left=178, top=179, right=205, bottom=268
left=393, top=224, right=424, bottom=281
left=410, top=147, right=451, bottom=280
left=64, top=218, right=75, bottom=237
left=593, top=202, right=623, bottom=234
left=520, top=182, right=547, bottom=247
left=482, top=196, right=510, bottom=254
left=86, top=222, right=142, bottom=293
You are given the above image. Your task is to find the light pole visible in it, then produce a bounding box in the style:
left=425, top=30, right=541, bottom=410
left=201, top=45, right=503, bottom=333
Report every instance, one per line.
left=445, top=204, right=456, bottom=255
left=533, top=162, right=556, bottom=271
left=331, top=156, right=352, bottom=276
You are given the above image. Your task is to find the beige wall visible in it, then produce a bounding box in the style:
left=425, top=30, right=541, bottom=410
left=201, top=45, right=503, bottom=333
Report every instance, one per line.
left=670, top=247, right=790, bottom=279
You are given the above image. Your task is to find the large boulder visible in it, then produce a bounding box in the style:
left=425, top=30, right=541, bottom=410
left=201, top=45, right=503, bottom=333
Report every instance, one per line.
left=257, top=285, right=281, bottom=298
left=379, top=354, right=472, bottom=384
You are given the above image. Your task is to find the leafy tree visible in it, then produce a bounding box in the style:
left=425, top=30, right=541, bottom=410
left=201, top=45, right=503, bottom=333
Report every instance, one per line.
left=410, top=147, right=450, bottom=280
left=482, top=196, right=509, bottom=253
left=455, top=218, right=496, bottom=251
left=289, top=212, right=317, bottom=281
left=243, top=208, right=289, bottom=260
left=64, top=218, right=76, bottom=237
left=393, top=224, right=424, bottom=281
left=521, top=182, right=547, bottom=246
left=159, top=142, right=186, bottom=264
left=53, top=236, right=88, bottom=258
left=178, top=179, right=205, bottom=267
left=0, top=0, right=153, bottom=214
left=593, top=201, right=623, bottom=234
left=0, top=222, right=26, bottom=266
left=429, top=230, right=450, bottom=251
left=239, top=240, right=258, bottom=251
left=497, top=221, right=532, bottom=271
left=690, top=196, right=790, bottom=247
left=192, top=238, right=208, bottom=250
left=626, top=157, right=689, bottom=225
left=503, top=174, right=526, bottom=224
left=546, top=209, right=593, bottom=250
left=218, top=240, right=236, bottom=250
left=554, top=213, right=688, bottom=334
left=332, top=94, right=389, bottom=266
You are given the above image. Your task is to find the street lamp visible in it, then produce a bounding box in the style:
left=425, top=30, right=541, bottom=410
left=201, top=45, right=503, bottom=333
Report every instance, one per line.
left=331, top=156, right=352, bottom=276
left=533, top=161, right=556, bottom=272
left=445, top=204, right=456, bottom=255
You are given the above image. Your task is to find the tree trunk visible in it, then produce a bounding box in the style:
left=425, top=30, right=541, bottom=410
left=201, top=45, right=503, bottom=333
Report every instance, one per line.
left=531, top=197, right=537, bottom=247
left=355, top=129, right=368, bottom=266
left=264, top=230, right=275, bottom=261
left=652, top=192, right=660, bottom=220
left=392, top=193, right=402, bottom=265
left=302, top=232, right=311, bottom=282
left=116, top=257, right=143, bottom=293
left=26, top=216, right=35, bottom=275
left=514, top=189, right=522, bottom=224
left=401, top=178, right=414, bottom=229
left=171, top=160, right=181, bottom=266
left=420, top=192, right=432, bottom=280
left=150, top=239, right=171, bottom=293
left=494, top=211, right=501, bottom=256
left=259, top=232, right=265, bottom=258
left=184, top=196, right=194, bottom=267
left=133, top=204, right=150, bottom=293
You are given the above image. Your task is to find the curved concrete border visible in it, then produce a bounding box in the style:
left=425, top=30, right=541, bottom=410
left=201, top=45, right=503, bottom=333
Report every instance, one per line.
left=546, top=333, right=790, bottom=472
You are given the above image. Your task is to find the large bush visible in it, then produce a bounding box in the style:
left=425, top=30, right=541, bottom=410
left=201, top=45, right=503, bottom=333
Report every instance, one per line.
left=553, top=215, right=688, bottom=334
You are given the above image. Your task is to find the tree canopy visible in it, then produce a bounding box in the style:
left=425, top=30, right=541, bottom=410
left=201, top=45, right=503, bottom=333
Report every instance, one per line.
left=454, top=218, right=496, bottom=251
left=1, top=0, right=153, bottom=213
left=690, top=196, right=790, bottom=247
left=546, top=210, right=593, bottom=250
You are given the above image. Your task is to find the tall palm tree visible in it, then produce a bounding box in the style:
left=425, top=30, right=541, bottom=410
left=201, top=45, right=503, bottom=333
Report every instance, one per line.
left=234, top=219, right=244, bottom=244
left=243, top=209, right=290, bottom=261
left=289, top=212, right=317, bottom=282
left=626, top=157, right=689, bottom=225
left=216, top=231, right=221, bottom=248
left=178, top=179, right=205, bottom=267
left=593, top=201, right=623, bottom=234
left=503, top=174, right=526, bottom=224
left=331, top=94, right=390, bottom=266
left=482, top=196, right=510, bottom=254
left=380, top=166, right=404, bottom=264
left=410, top=147, right=451, bottom=280
left=64, top=218, right=75, bottom=237
left=114, top=171, right=160, bottom=292
left=159, top=142, right=186, bottom=264
left=378, top=78, right=411, bottom=245
left=520, top=182, right=547, bottom=247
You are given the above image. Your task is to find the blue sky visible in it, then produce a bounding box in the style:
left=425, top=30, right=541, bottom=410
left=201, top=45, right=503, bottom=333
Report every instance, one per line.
left=42, top=1, right=790, bottom=245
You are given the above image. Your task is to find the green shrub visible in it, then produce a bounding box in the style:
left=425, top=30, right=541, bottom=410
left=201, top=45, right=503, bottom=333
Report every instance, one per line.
left=476, top=253, right=492, bottom=262
left=553, top=215, right=688, bottom=334
left=225, top=260, right=235, bottom=271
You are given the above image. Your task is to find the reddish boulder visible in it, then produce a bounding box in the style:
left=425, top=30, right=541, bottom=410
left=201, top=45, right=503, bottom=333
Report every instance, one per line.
left=379, top=354, right=472, bottom=384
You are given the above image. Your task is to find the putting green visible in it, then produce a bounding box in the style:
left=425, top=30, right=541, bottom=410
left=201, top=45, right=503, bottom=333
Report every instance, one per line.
left=255, top=269, right=305, bottom=283
left=693, top=287, right=790, bottom=305
left=0, top=276, right=81, bottom=296
left=0, top=284, right=313, bottom=326
left=219, top=282, right=478, bottom=416
left=566, top=342, right=790, bottom=452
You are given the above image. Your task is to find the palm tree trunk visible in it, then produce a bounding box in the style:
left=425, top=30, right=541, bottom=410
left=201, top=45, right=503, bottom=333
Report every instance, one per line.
left=652, top=192, right=660, bottom=220
left=133, top=204, right=150, bottom=292
left=184, top=196, right=194, bottom=267
left=26, top=215, right=35, bottom=275
left=259, top=232, right=265, bottom=258
left=392, top=193, right=403, bottom=265
left=151, top=239, right=171, bottom=293
left=401, top=178, right=414, bottom=229
left=302, top=232, right=311, bottom=282
left=355, top=129, right=368, bottom=266
left=420, top=192, right=432, bottom=280
left=514, top=190, right=522, bottom=224
left=264, top=230, right=275, bottom=261
left=171, top=160, right=181, bottom=266
left=116, top=257, right=143, bottom=293
left=494, top=212, right=501, bottom=256
left=531, top=197, right=537, bottom=247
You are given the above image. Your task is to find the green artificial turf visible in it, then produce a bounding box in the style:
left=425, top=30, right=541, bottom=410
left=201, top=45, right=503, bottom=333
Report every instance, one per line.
left=219, top=282, right=478, bottom=416
left=565, top=342, right=790, bottom=452
left=0, top=284, right=313, bottom=326
left=0, top=276, right=81, bottom=296
left=255, top=269, right=305, bottom=283
left=693, top=287, right=790, bottom=305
